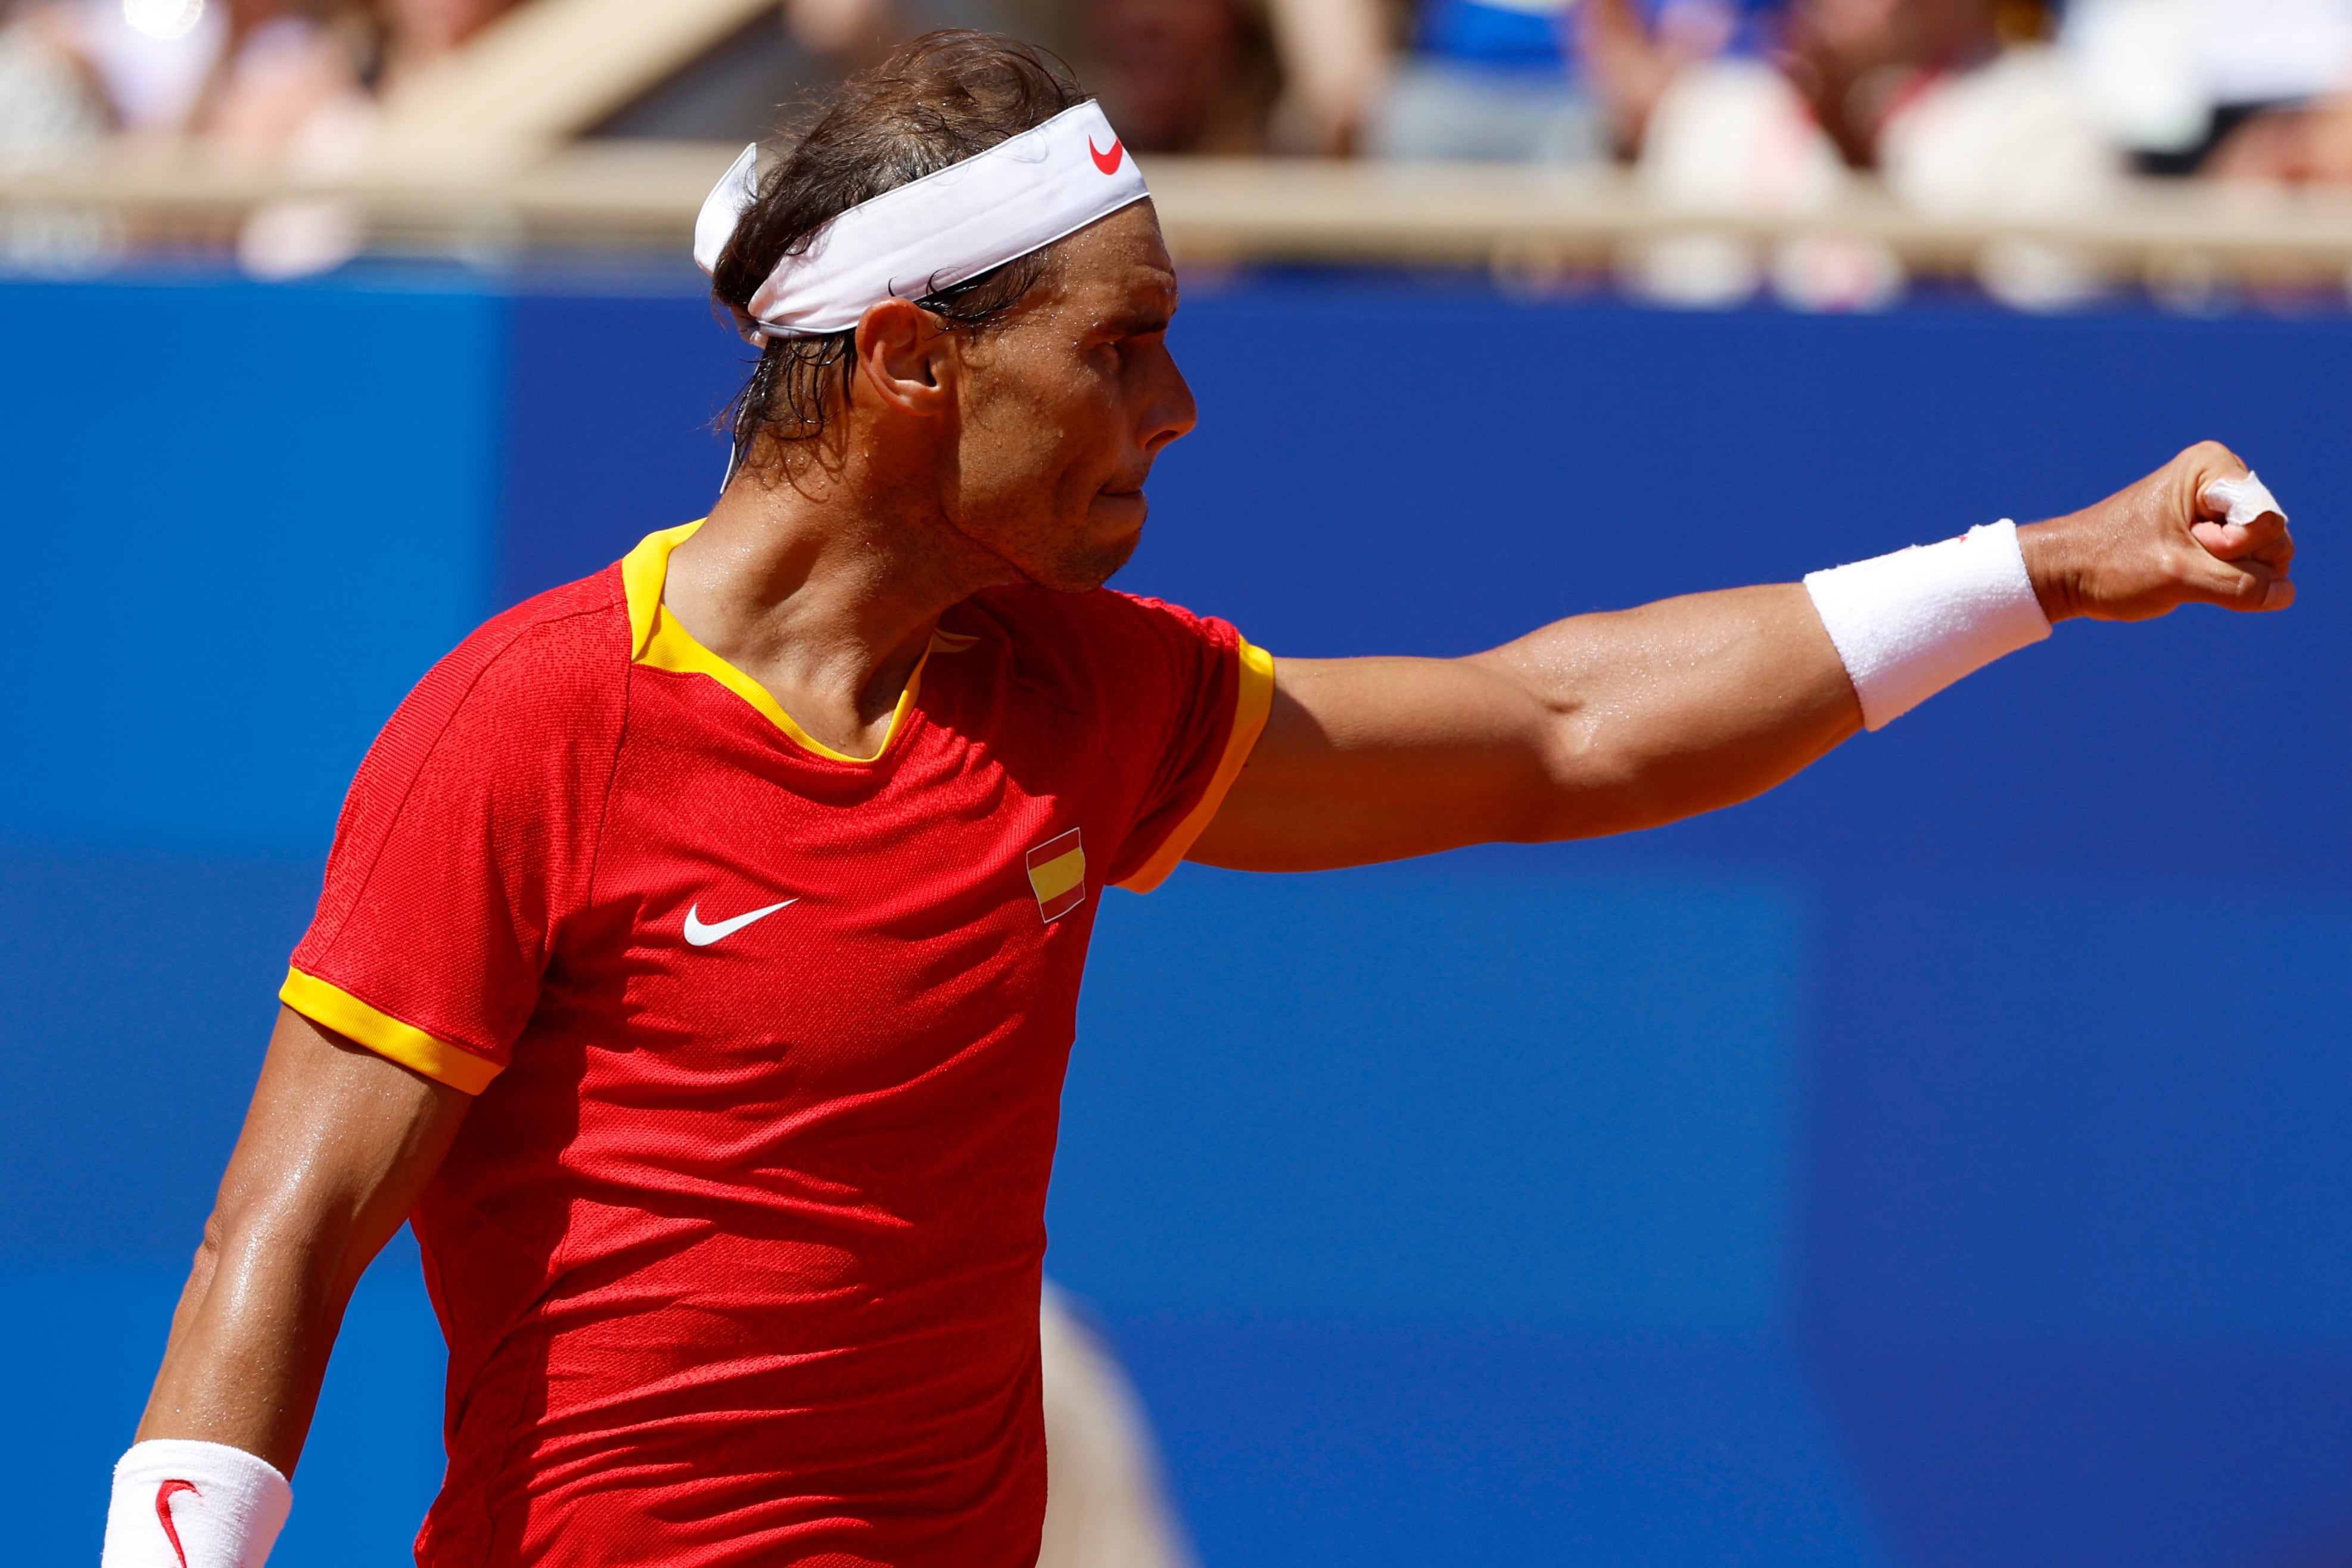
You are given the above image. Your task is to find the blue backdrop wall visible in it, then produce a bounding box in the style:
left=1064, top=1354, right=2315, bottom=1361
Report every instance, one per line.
left=4, top=272, right=2345, bottom=1566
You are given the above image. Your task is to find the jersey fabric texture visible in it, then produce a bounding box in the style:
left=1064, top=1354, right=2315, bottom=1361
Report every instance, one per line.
left=279, top=522, right=1273, bottom=1568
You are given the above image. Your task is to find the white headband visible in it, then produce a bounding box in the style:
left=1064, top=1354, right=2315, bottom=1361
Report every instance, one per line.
left=694, top=101, right=1150, bottom=342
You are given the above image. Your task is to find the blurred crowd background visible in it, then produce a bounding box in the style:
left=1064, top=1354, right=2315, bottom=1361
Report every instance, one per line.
left=2, top=0, right=2351, bottom=309
left=5, top=0, right=2352, bottom=175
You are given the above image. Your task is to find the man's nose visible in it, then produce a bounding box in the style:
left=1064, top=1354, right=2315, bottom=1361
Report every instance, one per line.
left=1139, top=348, right=1197, bottom=455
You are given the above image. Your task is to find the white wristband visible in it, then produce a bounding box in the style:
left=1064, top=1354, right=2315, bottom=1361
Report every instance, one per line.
left=103, top=1441, right=291, bottom=1568
left=1803, top=519, right=2051, bottom=730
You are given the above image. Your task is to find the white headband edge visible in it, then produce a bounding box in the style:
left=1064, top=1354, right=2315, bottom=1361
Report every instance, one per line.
left=835, top=189, right=1153, bottom=335
left=698, top=101, right=1150, bottom=343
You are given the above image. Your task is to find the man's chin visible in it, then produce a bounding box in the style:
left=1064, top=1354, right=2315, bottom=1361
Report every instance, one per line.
left=1034, top=528, right=1142, bottom=595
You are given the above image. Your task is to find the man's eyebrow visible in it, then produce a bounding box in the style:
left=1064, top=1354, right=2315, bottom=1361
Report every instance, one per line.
left=1107, top=302, right=1175, bottom=334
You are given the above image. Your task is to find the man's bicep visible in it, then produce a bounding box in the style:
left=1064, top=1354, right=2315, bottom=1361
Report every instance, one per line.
left=1186, top=654, right=1563, bottom=872
left=216, top=1007, right=473, bottom=1263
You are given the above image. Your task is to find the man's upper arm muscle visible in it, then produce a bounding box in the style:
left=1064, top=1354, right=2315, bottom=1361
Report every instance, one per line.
left=136, top=1006, right=471, bottom=1471
left=1188, top=584, right=1862, bottom=872
left=1186, top=652, right=1574, bottom=872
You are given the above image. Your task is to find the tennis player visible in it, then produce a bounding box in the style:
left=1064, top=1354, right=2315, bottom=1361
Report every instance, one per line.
left=102, top=31, right=2296, bottom=1568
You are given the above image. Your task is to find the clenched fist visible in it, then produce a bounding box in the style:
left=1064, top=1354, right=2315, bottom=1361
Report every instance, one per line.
left=2018, top=441, right=2297, bottom=623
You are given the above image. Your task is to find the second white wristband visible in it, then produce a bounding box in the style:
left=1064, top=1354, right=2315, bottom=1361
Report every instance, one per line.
left=1803, top=519, right=2052, bottom=730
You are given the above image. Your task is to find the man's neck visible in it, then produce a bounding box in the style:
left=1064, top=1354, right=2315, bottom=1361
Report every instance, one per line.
left=661, top=447, right=1017, bottom=758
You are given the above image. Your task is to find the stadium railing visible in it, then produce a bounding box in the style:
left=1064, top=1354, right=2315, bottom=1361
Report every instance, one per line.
left=7, top=144, right=2352, bottom=276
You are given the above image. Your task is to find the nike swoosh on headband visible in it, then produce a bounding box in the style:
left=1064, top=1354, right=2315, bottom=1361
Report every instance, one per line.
left=693, top=100, right=1150, bottom=342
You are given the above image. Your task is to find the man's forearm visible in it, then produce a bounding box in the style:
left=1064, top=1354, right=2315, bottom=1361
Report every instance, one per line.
left=138, top=1221, right=353, bottom=1473
left=1197, top=444, right=2292, bottom=875
left=108, top=1013, right=468, bottom=1566
left=1483, top=448, right=2294, bottom=841
left=1471, top=581, right=1863, bottom=841
left=107, top=1216, right=353, bottom=1568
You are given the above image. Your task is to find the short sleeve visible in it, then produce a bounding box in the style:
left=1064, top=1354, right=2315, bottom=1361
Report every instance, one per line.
left=282, top=593, right=624, bottom=1093
left=1095, top=596, right=1276, bottom=894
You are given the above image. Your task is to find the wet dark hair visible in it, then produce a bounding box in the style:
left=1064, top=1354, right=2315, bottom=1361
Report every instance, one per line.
left=711, top=32, right=1091, bottom=473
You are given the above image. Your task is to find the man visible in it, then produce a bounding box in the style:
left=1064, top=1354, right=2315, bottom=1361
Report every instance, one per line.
left=102, top=30, right=2295, bottom=1568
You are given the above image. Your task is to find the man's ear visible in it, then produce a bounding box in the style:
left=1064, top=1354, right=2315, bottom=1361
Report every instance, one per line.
left=854, top=298, right=955, bottom=419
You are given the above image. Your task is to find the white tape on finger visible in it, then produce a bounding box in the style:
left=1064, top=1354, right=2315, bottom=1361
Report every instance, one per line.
left=2204, top=471, right=2287, bottom=527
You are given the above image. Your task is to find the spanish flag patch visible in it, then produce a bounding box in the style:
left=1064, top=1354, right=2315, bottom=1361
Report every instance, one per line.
left=1025, top=827, right=1086, bottom=923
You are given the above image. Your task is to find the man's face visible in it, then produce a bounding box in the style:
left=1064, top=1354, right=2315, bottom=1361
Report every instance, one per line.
left=939, top=203, right=1196, bottom=593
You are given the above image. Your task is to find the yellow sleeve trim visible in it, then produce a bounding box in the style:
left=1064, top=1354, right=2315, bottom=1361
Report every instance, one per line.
left=279, top=967, right=505, bottom=1095
left=1115, top=636, right=1277, bottom=894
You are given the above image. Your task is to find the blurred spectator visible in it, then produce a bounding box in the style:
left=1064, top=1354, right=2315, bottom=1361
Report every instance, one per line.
left=2068, top=0, right=2352, bottom=178
left=2204, top=89, right=2352, bottom=181
left=7, top=1, right=362, bottom=151
left=1368, top=0, right=1776, bottom=162
left=782, top=0, right=898, bottom=63
left=1617, top=0, right=2124, bottom=310
left=1260, top=0, right=1387, bottom=150
left=1875, top=40, right=2121, bottom=305
left=8, top=0, right=523, bottom=154
left=380, top=0, right=515, bottom=85
left=612, top=0, right=1308, bottom=156
left=1582, top=0, right=1783, bottom=147
left=991, top=0, right=1370, bottom=155
left=0, top=0, right=526, bottom=275
left=1084, top=0, right=1281, bottom=151
left=0, top=1, right=115, bottom=273
left=1625, top=55, right=1875, bottom=306
left=0, top=4, right=107, bottom=169
left=9, top=0, right=223, bottom=137
left=204, top=2, right=377, bottom=169
left=1775, top=0, right=2006, bottom=163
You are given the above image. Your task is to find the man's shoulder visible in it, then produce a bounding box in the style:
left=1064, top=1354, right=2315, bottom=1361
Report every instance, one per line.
left=466, top=568, right=626, bottom=665
left=957, top=583, right=1227, bottom=655
left=442, top=569, right=627, bottom=694
left=948, top=586, right=1239, bottom=734
left=380, top=567, right=631, bottom=764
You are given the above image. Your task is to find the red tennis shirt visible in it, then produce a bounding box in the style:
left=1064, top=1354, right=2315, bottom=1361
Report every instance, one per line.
left=278, top=522, right=1273, bottom=1567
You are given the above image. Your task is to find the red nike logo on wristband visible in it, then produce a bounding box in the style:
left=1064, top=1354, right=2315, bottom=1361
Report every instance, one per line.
left=1088, top=136, right=1124, bottom=174
left=155, top=1480, right=198, bottom=1568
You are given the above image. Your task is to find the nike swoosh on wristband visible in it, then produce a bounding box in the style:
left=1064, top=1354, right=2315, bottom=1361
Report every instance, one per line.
left=683, top=900, right=797, bottom=947
left=155, top=1480, right=198, bottom=1568
left=1088, top=136, right=1124, bottom=174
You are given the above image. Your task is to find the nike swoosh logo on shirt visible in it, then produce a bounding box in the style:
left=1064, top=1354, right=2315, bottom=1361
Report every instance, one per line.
left=683, top=900, right=797, bottom=947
